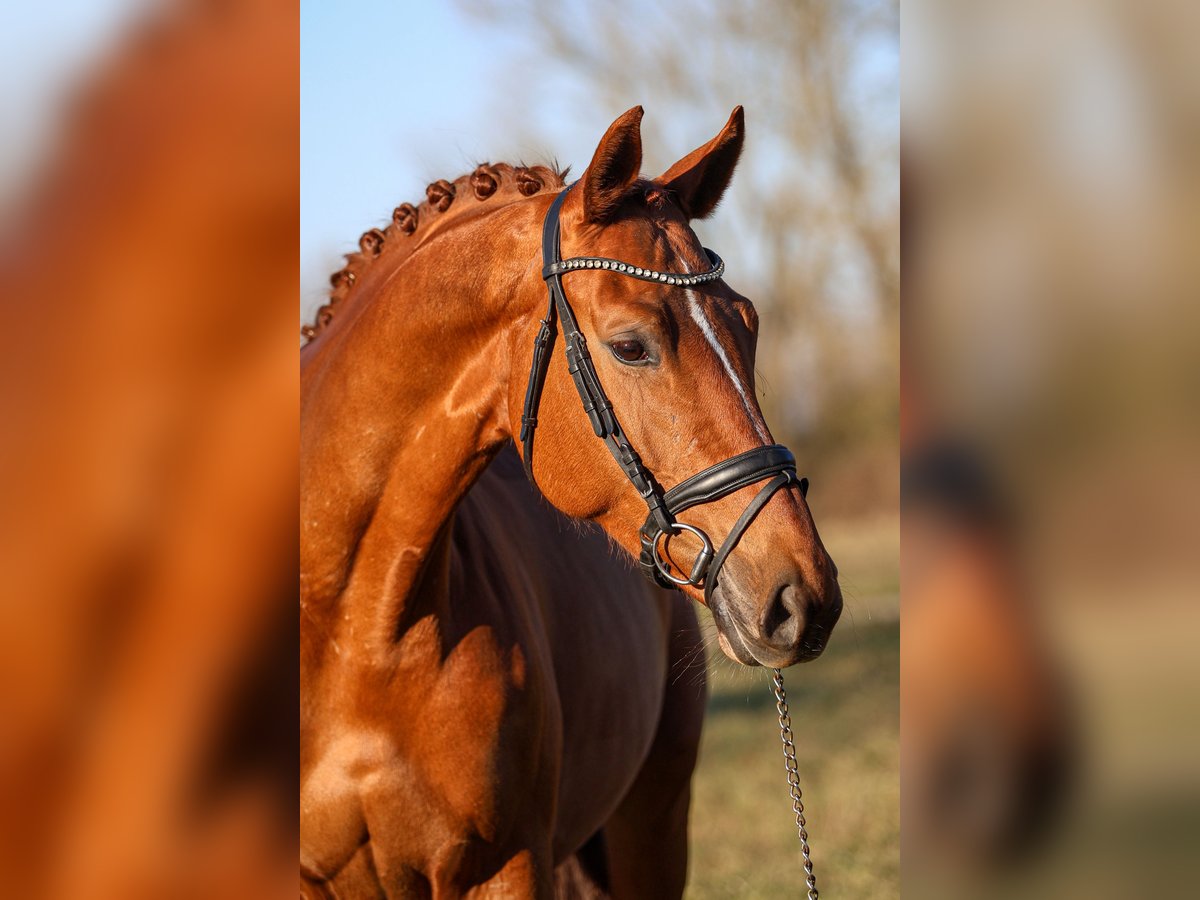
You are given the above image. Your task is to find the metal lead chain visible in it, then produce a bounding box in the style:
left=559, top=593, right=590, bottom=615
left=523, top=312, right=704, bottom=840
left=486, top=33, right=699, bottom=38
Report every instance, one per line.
left=772, top=667, right=818, bottom=900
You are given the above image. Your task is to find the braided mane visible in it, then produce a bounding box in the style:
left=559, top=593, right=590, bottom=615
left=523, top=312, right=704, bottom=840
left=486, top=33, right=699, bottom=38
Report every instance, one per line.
left=301, top=163, right=568, bottom=344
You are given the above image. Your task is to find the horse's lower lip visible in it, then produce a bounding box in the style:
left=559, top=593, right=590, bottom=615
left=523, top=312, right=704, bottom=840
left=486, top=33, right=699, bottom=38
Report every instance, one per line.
left=741, top=629, right=831, bottom=668
left=717, top=628, right=827, bottom=668
left=715, top=619, right=761, bottom=667
left=709, top=594, right=762, bottom=666
left=753, top=642, right=827, bottom=668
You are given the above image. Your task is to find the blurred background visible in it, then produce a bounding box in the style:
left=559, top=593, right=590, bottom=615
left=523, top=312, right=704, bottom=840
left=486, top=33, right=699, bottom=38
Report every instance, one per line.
left=905, top=0, right=1200, bottom=896
left=304, top=1, right=900, bottom=896
left=1, top=0, right=297, bottom=896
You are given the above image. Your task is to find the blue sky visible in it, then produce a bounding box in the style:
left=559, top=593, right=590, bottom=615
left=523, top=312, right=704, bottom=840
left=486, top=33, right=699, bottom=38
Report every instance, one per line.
left=300, top=1, right=615, bottom=319
left=301, top=2, right=519, bottom=317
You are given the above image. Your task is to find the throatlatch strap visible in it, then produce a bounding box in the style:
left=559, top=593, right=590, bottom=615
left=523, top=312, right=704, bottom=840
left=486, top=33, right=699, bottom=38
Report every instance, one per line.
left=519, top=299, right=557, bottom=483
left=520, top=189, right=572, bottom=485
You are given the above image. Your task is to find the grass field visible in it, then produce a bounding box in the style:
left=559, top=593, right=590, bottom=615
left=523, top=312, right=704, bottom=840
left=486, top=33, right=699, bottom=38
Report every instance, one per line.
left=686, top=514, right=900, bottom=898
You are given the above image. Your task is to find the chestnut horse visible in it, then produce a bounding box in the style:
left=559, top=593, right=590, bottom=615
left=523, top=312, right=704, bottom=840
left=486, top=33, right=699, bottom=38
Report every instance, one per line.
left=300, top=107, right=842, bottom=898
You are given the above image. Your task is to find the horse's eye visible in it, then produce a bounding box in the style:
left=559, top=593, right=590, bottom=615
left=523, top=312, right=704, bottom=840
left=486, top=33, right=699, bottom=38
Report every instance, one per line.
left=611, top=339, right=648, bottom=364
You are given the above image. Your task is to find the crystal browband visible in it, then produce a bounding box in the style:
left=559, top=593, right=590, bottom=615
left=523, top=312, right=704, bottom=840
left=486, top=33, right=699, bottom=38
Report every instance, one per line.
left=542, top=248, right=725, bottom=287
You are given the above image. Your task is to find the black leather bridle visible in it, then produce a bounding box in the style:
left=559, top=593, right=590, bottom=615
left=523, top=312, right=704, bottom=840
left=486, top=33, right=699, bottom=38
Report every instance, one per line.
left=519, top=186, right=808, bottom=601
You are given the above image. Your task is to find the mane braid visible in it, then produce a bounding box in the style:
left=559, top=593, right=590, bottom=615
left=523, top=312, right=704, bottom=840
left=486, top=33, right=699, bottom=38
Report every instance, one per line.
left=301, top=163, right=568, bottom=344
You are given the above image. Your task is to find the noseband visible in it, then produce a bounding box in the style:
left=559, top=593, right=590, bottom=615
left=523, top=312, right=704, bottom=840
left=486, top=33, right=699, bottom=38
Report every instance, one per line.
left=519, top=186, right=808, bottom=600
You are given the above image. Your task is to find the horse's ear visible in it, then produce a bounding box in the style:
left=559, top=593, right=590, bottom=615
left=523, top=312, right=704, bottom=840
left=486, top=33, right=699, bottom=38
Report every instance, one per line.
left=579, top=106, right=644, bottom=223
left=659, top=106, right=745, bottom=220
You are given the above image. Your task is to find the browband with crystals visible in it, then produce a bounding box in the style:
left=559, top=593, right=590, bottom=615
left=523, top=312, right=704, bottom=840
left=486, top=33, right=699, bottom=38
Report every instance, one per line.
left=542, top=249, right=724, bottom=287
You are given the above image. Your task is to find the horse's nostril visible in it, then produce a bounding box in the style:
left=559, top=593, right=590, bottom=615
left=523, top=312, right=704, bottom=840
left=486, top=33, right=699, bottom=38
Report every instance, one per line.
left=760, top=581, right=806, bottom=645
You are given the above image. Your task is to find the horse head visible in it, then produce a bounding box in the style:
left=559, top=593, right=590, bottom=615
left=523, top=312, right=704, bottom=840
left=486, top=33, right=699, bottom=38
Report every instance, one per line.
left=512, top=107, right=842, bottom=668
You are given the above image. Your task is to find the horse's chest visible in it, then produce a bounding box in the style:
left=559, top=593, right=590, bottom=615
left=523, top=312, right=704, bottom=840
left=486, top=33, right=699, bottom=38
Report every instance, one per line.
left=301, top=620, right=558, bottom=886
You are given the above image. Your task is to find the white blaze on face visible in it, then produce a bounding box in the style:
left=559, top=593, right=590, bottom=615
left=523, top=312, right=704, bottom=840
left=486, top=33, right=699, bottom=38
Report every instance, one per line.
left=675, top=248, right=772, bottom=442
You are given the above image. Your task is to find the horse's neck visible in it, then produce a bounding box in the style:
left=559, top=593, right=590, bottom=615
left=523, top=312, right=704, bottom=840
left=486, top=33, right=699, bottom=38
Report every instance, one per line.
left=300, top=208, right=541, bottom=648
